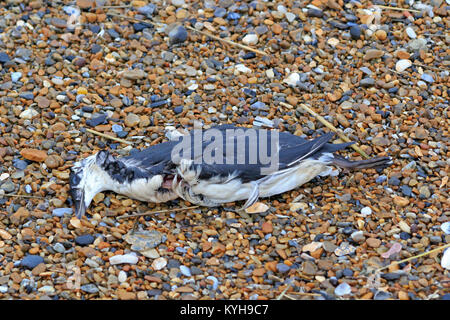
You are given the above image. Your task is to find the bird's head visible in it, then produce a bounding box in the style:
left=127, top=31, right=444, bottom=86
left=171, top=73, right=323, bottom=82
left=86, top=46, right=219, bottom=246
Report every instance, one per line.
left=69, top=150, right=113, bottom=218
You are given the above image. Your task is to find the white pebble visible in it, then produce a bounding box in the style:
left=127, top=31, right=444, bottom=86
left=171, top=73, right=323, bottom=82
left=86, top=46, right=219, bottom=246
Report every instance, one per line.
left=405, top=27, right=416, bottom=39
left=361, top=207, right=372, bottom=216
left=11, top=72, right=22, bottom=82
left=334, top=282, right=352, bottom=296
left=234, top=64, right=252, bottom=74
left=242, top=34, right=258, bottom=46
left=395, top=59, right=412, bottom=72
left=188, top=83, right=198, bottom=91
left=109, top=254, right=138, bottom=265
left=283, top=73, right=300, bottom=86
left=285, top=12, right=296, bottom=23
left=441, top=222, right=450, bottom=235
left=441, top=248, right=450, bottom=270
left=38, top=285, right=55, bottom=294
left=265, top=69, right=275, bottom=79
left=180, top=265, right=191, bottom=277
left=171, top=0, right=185, bottom=7
left=51, top=78, right=64, bottom=85
left=152, top=257, right=167, bottom=271
left=19, top=108, right=38, bottom=120
left=118, top=270, right=127, bottom=283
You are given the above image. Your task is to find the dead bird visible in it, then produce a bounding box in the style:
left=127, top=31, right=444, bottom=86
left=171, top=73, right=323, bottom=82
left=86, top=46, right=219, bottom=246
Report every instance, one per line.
left=69, top=125, right=392, bottom=218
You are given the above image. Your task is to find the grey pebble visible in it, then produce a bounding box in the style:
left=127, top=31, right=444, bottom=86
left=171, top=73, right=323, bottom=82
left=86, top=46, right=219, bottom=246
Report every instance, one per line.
left=169, top=25, right=188, bottom=45
left=21, top=255, right=44, bottom=269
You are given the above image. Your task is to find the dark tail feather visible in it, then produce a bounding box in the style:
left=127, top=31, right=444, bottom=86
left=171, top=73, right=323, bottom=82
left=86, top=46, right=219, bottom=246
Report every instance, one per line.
left=332, top=155, right=393, bottom=170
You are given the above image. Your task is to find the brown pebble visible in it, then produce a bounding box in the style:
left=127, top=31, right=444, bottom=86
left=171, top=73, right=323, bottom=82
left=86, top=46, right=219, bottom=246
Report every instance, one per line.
left=20, top=148, right=48, bottom=162
left=261, top=221, right=273, bottom=233
left=366, top=238, right=381, bottom=248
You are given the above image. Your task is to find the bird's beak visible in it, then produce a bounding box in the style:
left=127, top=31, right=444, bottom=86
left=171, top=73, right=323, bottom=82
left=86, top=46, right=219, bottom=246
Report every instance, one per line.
left=71, top=187, right=86, bottom=218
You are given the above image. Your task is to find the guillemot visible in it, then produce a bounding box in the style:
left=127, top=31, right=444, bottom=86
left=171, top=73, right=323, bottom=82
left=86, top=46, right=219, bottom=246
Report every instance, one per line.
left=70, top=125, right=392, bottom=218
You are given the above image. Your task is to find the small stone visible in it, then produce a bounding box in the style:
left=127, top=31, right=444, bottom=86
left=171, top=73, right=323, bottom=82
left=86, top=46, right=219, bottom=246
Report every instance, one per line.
left=396, top=59, right=412, bottom=72
left=350, top=26, right=361, bottom=39
left=366, top=238, right=381, bottom=248
left=117, top=289, right=136, bottom=300
left=335, top=282, right=351, bottom=296
left=441, top=222, right=450, bottom=235
left=109, top=254, right=138, bottom=265
left=242, top=34, right=258, bottom=45
left=169, top=25, right=188, bottom=45
left=180, top=265, right=191, bottom=277
left=405, top=27, right=416, bottom=39
left=152, top=257, right=167, bottom=271
left=75, top=234, right=95, bottom=246
left=283, top=73, right=300, bottom=86
left=118, top=270, right=127, bottom=283
left=374, top=29, right=387, bottom=41
left=53, top=243, right=65, bottom=253
left=441, top=249, right=450, bottom=270
left=393, top=196, right=410, bottom=207
left=32, top=263, right=46, bottom=276
left=398, top=221, right=411, bottom=234
left=364, top=49, right=384, bottom=60
left=0, top=52, right=11, bottom=64
left=20, top=149, right=47, bottom=162
left=246, top=202, right=269, bottom=214
left=125, top=113, right=140, bottom=127
left=351, top=231, right=365, bottom=243
left=361, top=207, right=372, bottom=216
left=360, top=78, right=375, bottom=87
left=19, top=108, right=39, bottom=120
left=81, top=284, right=99, bottom=294
left=372, top=136, right=390, bottom=146
left=45, top=155, right=63, bottom=169
left=302, top=261, right=318, bottom=275
left=276, top=263, right=290, bottom=273
left=52, top=208, right=73, bottom=217
left=21, top=255, right=44, bottom=269
left=11, top=72, right=22, bottom=82
left=261, top=222, right=273, bottom=234
left=123, top=69, right=146, bottom=80
left=420, top=73, right=434, bottom=83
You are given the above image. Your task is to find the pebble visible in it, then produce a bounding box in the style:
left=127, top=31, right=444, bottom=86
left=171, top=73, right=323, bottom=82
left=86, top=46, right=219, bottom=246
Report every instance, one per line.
left=420, top=73, right=434, bottom=83
left=19, top=108, right=39, bottom=120
left=109, top=254, right=138, bottom=265
left=75, top=234, right=95, bottom=246
left=169, top=25, right=188, bottom=45
left=360, top=78, right=375, bottom=87
left=405, top=27, right=417, bottom=39
left=335, top=282, right=351, bottom=296
left=53, top=243, right=66, bottom=253
left=242, top=34, right=258, bottom=45
left=283, top=73, right=300, bottom=86
left=52, top=208, right=73, bottom=217
left=441, top=249, right=450, bottom=270
left=118, top=270, right=127, bottom=283
left=350, top=26, right=361, bottom=39
left=396, top=59, right=412, bottom=72
left=152, top=257, right=168, bottom=271
left=81, top=284, right=99, bottom=294
left=0, top=52, right=11, bottom=64
left=11, top=72, right=22, bottom=82
left=351, top=231, right=365, bottom=243
left=180, top=265, right=191, bottom=277
left=441, top=222, right=450, bottom=235
left=21, top=255, right=44, bottom=269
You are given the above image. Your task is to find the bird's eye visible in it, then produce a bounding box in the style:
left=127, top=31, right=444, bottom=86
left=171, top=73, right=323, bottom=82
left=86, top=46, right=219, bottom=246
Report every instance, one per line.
left=69, top=172, right=81, bottom=186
